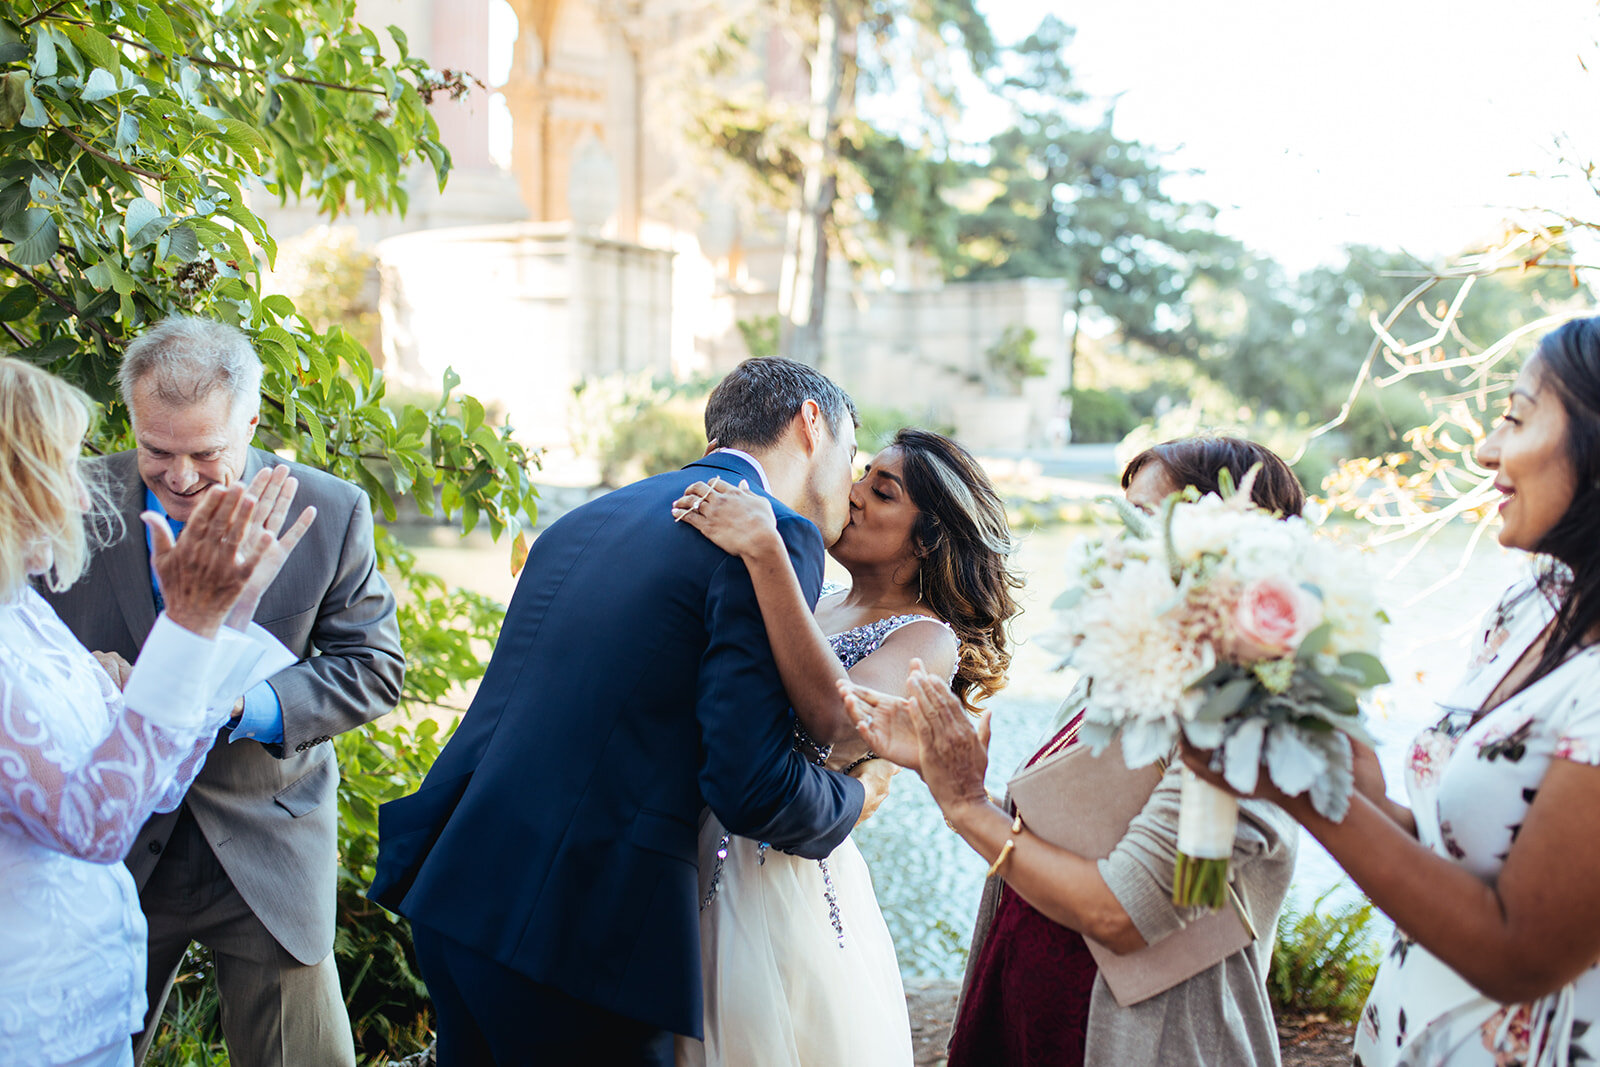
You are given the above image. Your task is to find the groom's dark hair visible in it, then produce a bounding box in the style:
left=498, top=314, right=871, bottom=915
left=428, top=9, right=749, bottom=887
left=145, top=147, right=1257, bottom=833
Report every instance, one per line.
left=704, top=357, right=858, bottom=451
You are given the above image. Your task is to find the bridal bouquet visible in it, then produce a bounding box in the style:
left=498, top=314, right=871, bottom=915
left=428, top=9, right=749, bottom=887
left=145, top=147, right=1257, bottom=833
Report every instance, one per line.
left=1052, top=476, right=1388, bottom=909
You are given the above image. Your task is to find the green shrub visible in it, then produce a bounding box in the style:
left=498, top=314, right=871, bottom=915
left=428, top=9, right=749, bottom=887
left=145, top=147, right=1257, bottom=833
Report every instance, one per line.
left=1067, top=388, right=1139, bottom=444
left=570, top=374, right=712, bottom=487
left=1269, top=887, right=1382, bottom=1022
left=986, top=325, right=1048, bottom=394
left=606, top=400, right=708, bottom=484
left=737, top=314, right=782, bottom=359
left=1337, top=389, right=1433, bottom=464
left=853, top=406, right=958, bottom=452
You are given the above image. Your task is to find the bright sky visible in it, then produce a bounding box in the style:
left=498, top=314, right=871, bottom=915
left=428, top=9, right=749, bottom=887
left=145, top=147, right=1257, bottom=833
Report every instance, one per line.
left=974, top=0, right=1600, bottom=271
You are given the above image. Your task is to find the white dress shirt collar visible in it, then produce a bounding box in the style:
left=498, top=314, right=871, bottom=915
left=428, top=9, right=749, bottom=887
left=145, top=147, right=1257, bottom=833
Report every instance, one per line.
left=709, top=447, right=773, bottom=494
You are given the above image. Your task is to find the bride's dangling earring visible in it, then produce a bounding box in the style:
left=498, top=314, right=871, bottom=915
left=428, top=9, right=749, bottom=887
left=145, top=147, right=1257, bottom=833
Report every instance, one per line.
left=917, top=568, right=925, bottom=604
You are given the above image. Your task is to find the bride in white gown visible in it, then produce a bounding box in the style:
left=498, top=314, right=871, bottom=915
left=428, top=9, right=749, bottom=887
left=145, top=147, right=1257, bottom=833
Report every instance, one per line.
left=672, top=429, right=1022, bottom=1067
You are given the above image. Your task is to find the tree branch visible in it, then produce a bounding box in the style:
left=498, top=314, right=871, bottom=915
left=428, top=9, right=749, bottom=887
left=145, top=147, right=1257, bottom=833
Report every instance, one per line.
left=0, top=320, right=28, bottom=348
left=0, top=256, right=118, bottom=345
left=20, top=1, right=73, bottom=28
left=52, top=124, right=169, bottom=182
left=97, top=31, right=389, bottom=96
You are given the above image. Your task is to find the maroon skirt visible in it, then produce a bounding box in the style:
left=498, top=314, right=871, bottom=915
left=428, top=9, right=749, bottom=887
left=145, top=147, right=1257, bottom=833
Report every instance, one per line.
left=946, top=719, right=1099, bottom=1067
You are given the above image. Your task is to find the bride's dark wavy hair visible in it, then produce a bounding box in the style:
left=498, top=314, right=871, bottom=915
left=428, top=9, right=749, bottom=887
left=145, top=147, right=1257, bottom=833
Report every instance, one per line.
left=1520, top=317, right=1600, bottom=690
left=894, top=428, right=1023, bottom=712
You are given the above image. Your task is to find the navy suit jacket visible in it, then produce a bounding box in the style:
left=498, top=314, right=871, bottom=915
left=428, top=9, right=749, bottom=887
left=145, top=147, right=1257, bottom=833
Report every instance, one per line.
left=370, top=453, right=865, bottom=1037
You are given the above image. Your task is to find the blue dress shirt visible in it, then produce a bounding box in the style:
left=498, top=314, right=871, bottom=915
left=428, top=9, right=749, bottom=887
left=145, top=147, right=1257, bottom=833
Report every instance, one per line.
left=144, top=488, right=284, bottom=744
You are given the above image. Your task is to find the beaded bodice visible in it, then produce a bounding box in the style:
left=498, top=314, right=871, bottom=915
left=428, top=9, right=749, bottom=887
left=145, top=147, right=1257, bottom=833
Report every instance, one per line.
left=828, top=612, right=950, bottom=671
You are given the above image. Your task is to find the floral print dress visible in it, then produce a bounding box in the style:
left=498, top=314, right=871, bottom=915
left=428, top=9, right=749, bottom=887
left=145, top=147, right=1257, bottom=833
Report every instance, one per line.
left=1355, top=580, right=1600, bottom=1067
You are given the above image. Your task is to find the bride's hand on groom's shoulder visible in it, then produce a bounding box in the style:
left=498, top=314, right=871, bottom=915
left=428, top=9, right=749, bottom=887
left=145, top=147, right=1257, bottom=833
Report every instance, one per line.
left=672, top=477, right=780, bottom=561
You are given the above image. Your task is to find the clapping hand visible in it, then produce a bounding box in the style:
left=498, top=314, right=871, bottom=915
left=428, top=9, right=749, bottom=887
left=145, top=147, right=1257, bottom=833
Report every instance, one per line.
left=222, top=466, right=317, bottom=631
left=903, top=662, right=992, bottom=816
left=145, top=471, right=315, bottom=639
left=839, top=679, right=921, bottom=770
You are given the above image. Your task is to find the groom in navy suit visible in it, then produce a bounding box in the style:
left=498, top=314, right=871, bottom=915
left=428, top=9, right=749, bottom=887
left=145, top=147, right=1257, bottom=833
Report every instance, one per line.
left=372, top=358, right=868, bottom=1064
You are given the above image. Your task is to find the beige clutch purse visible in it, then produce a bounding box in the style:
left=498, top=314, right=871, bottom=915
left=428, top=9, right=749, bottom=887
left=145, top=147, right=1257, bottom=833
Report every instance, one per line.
left=1004, top=737, right=1255, bottom=1006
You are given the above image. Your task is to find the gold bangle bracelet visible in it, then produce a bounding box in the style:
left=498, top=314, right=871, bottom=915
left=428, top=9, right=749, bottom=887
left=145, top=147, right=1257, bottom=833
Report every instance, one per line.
left=985, top=812, right=1026, bottom=879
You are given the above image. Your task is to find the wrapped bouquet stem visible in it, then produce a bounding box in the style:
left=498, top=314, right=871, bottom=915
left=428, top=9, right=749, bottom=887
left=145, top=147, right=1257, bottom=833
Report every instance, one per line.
left=1174, top=767, right=1238, bottom=908
left=1050, top=474, right=1389, bottom=912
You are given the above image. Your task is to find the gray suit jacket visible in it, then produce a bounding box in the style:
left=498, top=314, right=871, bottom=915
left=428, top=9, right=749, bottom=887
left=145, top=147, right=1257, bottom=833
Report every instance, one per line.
left=42, top=448, right=405, bottom=964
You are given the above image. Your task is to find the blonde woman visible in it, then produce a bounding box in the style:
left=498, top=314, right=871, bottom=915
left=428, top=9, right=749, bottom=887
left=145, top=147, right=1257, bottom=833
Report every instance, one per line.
left=0, top=358, right=312, bottom=1067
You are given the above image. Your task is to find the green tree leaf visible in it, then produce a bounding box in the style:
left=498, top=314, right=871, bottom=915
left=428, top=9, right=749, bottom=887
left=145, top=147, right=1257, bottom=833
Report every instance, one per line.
left=2, top=205, right=58, bottom=264
left=142, top=5, right=180, bottom=55
left=80, top=67, right=117, bottom=101
left=0, top=71, right=23, bottom=127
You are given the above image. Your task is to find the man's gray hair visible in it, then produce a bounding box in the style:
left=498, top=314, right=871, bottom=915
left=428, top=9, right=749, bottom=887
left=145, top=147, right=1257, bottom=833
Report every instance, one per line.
left=119, top=315, right=263, bottom=426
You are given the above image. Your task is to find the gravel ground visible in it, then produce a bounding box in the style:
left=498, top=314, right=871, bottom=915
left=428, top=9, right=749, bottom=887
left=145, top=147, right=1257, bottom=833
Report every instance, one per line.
left=905, top=979, right=1355, bottom=1066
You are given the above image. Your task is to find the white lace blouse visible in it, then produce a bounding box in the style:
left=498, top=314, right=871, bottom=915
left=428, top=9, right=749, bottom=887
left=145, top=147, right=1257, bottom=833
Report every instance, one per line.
left=0, top=586, right=293, bottom=1065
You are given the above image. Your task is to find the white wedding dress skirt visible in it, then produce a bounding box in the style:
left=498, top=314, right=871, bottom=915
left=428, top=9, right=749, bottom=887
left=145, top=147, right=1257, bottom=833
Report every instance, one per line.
left=675, top=814, right=914, bottom=1067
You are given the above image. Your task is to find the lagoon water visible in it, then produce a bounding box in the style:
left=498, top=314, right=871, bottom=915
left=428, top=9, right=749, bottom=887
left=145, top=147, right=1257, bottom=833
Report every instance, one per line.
left=404, top=514, right=1528, bottom=979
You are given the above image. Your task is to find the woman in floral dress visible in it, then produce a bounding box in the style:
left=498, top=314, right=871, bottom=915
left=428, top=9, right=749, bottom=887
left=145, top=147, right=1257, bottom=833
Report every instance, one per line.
left=1192, top=316, right=1600, bottom=1066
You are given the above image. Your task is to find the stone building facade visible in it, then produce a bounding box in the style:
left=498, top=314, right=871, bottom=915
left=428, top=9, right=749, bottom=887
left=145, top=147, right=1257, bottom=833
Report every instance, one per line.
left=257, top=0, right=1073, bottom=454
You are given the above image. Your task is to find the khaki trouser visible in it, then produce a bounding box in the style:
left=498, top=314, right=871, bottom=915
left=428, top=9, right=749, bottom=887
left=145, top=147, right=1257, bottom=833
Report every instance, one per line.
left=131, top=808, right=355, bottom=1067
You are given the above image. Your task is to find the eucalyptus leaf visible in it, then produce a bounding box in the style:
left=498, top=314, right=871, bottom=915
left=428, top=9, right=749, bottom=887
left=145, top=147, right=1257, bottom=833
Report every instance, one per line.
left=1338, top=651, right=1390, bottom=688
left=1192, top=675, right=1257, bottom=722
left=1051, top=586, right=1085, bottom=612
left=1295, top=621, right=1334, bottom=663
left=1303, top=669, right=1360, bottom=714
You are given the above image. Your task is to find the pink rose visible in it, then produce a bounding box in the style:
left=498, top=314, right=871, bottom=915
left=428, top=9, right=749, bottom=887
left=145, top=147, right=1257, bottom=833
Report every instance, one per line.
left=1230, top=576, right=1323, bottom=661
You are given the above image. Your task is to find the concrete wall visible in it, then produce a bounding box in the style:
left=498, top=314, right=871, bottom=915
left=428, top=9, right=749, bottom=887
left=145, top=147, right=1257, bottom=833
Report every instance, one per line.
left=376, top=222, right=673, bottom=448
left=706, top=276, right=1073, bottom=450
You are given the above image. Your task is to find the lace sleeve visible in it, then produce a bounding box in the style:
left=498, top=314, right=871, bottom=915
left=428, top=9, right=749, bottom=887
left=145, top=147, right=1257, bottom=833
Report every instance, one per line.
left=0, top=685, right=220, bottom=863
left=0, top=598, right=279, bottom=864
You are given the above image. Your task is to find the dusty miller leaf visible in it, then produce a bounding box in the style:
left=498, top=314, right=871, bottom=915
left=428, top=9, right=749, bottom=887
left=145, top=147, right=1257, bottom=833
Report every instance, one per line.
left=1264, top=722, right=1330, bottom=798
left=1221, top=716, right=1268, bottom=794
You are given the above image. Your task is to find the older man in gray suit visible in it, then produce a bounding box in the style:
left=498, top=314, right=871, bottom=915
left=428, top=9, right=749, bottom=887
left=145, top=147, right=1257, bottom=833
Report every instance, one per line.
left=44, top=316, right=405, bottom=1067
